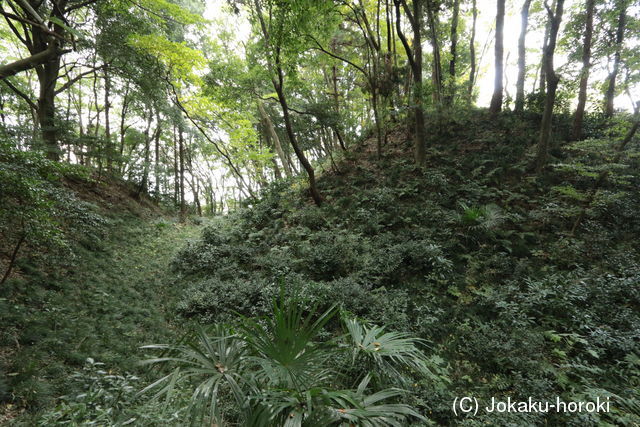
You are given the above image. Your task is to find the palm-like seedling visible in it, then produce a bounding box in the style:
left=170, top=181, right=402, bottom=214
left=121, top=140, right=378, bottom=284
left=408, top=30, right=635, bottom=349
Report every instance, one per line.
left=322, top=375, right=425, bottom=426
left=239, top=300, right=337, bottom=391
left=140, top=299, right=433, bottom=426
left=139, top=325, right=250, bottom=424
left=344, top=318, right=434, bottom=387
left=248, top=376, right=425, bottom=427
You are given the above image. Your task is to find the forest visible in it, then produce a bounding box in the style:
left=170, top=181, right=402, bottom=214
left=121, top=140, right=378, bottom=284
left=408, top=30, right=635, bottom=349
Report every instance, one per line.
left=1, top=0, right=639, bottom=425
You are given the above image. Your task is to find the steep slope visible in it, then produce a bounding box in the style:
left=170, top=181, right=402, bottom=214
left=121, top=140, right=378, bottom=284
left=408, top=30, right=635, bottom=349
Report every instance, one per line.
left=0, top=169, right=201, bottom=424
left=170, top=111, right=640, bottom=426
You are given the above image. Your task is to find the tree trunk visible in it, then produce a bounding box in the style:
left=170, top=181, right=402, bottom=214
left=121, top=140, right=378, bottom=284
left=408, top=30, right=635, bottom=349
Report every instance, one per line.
left=395, top=0, right=426, bottom=166
left=274, top=77, right=322, bottom=205
left=36, top=59, right=61, bottom=160
left=514, top=0, right=532, bottom=113
left=252, top=0, right=321, bottom=205
left=138, top=112, right=154, bottom=195
left=571, top=0, right=595, bottom=140
left=104, top=65, right=112, bottom=171
left=425, top=0, right=442, bottom=105
left=446, top=0, right=459, bottom=106
left=489, top=0, right=505, bottom=113
left=535, top=0, right=565, bottom=173
left=1, top=233, right=26, bottom=286
left=194, top=179, right=202, bottom=216
left=178, top=125, right=186, bottom=219
left=119, top=83, right=130, bottom=174
left=468, top=0, right=478, bottom=97
left=173, top=125, right=179, bottom=206
left=604, top=1, right=626, bottom=118
left=154, top=116, right=161, bottom=199
left=257, top=102, right=292, bottom=177
left=538, top=1, right=555, bottom=95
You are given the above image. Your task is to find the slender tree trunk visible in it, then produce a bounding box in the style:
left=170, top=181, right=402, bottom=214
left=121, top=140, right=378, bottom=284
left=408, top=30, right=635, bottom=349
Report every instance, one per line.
left=104, top=65, right=112, bottom=171
left=425, top=0, right=442, bottom=105
left=571, top=0, right=595, bottom=140
left=446, top=0, right=460, bottom=106
left=0, top=93, right=5, bottom=125
left=194, top=179, right=202, bottom=216
left=119, top=83, right=130, bottom=174
left=489, top=0, right=506, bottom=113
left=138, top=111, right=153, bottom=195
left=274, top=77, right=322, bottom=205
left=535, top=0, right=565, bottom=173
left=604, top=1, right=626, bottom=118
left=468, top=0, right=478, bottom=97
left=1, top=233, right=25, bottom=286
left=178, top=125, right=186, bottom=219
left=173, top=125, right=179, bottom=206
left=372, top=87, right=383, bottom=159
left=253, top=0, right=321, bottom=205
left=515, top=0, right=532, bottom=113
left=538, top=1, right=555, bottom=95
left=395, top=0, right=426, bottom=165
left=257, top=102, right=292, bottom=177
left=154, top=116, right=161, bottom=199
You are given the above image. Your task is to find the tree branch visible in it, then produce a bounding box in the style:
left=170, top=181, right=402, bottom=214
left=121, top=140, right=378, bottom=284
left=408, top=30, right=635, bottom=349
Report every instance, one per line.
left=54, top=65, right=105, bottom=94
left=0, top=45, right=70, bottom=80
left=306, top=34, right=368, bottom=77
left=63, top=0, right=100, bottom=13
left=393, top=0, right=416, bottom=72
left=1, top=79, right=38, bottom=112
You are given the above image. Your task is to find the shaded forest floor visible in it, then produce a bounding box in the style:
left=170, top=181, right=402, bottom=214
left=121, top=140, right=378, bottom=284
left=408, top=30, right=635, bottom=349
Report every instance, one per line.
left=0, top=212, right=202, bottom=424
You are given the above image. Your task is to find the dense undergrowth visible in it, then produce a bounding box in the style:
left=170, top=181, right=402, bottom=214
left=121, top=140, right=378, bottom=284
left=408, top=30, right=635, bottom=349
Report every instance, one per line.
left=2, top=109, right=639, bottom=425
left=167, top=110, right=640, bottom=426
left=0, top=144, right=202, bottom=424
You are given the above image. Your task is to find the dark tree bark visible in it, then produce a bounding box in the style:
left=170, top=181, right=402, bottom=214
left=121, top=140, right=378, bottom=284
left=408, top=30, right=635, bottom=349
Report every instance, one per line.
left=273, top=76, right=322, bottom=205
left=604, top=0, right=627, bottom=117
left=537, top=0, right=555, bottom=95
left=446, top=0, right=460, bottom=106
left=489, top=0, right=506, bottom=113
left=425, top=0, right=442, bottom=105
left=1, top=233, right=26, bottom=286
left=535, top=0, right=565, bottom=173
left=0, top=45, right=63, bottom=80
left=571, top=0, right=595, bottom=140
left=394, top=0, right=426, bottom=165
left=19, top=0, right=70, bottom=160
left=137, top=110, right=154, bottom=195
left=514, top=0, right=532, bottom=113
left=119, top=83, right=131, bottom=174
left=36, top=54, right=62, bottom=160
left=1, top=0, right=100, bottom=160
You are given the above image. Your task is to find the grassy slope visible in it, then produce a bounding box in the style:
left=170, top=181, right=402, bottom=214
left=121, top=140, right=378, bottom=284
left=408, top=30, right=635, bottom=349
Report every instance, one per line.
left=0, top=181, right=201, bottom=424
left=172, top=111, right=640, bottom=426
